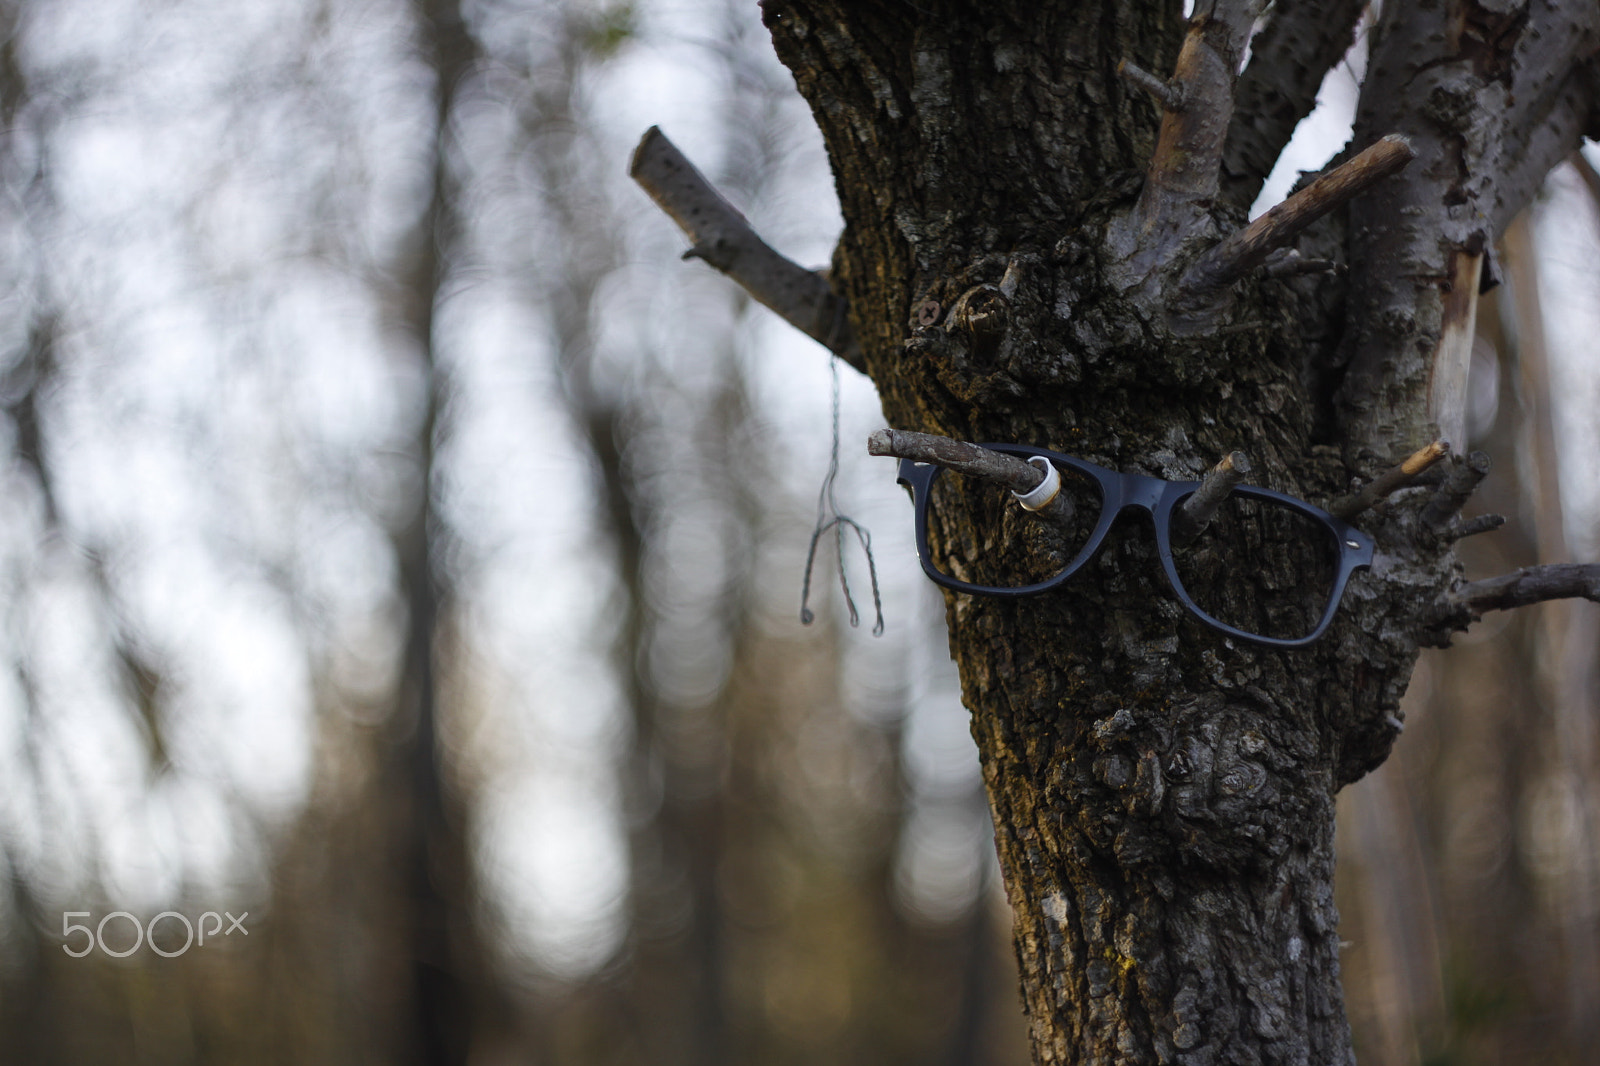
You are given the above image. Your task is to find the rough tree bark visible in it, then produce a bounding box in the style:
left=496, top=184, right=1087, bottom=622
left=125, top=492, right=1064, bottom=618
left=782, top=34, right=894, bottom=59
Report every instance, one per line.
left=636, top=1, right=1600, bottom=1063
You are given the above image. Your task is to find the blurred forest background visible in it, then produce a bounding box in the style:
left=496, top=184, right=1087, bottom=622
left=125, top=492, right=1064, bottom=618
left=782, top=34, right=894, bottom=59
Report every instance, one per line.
left=0, top=1, right=1594, bottom=1064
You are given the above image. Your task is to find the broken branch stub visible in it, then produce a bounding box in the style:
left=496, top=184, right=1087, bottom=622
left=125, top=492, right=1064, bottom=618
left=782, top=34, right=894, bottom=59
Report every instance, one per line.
left=1419, top=450, right=1492, bottom=531
left=1118, top=58, right=1185, bottom=112
left=1142, top=0, right=1261, bottom=206
left=1170, top=451, right=1252, bottom=547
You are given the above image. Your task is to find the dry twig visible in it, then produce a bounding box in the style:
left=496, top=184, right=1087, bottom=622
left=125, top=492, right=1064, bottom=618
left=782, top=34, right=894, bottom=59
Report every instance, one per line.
left=1184, top=135, right=1415, bottom=296
left=1329, top=439, right=1448, bottom=520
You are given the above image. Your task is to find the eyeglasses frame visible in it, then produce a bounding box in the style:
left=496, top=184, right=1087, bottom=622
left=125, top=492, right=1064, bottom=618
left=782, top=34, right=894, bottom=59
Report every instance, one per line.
left=896, top=443, right=1376, bottom=649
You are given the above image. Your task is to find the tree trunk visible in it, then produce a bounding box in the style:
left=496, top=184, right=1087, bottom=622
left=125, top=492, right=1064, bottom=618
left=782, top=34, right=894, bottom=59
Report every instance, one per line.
left=383, top=1, right=497, bottom=1060
left=749, top=1, right=1600, bottom=1063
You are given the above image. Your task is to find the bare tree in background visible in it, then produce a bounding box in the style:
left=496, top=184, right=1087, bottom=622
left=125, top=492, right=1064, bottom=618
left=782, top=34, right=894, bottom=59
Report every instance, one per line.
left=379, top=0, right=499, bottom=1061
left=0, top=0, right=500, bottom=1060
left=518, top=4, right=1027, bottom=1063
left=1335, top=195, right=1600, bottom=1063
left=1, top=0, right=1032, bottom=1062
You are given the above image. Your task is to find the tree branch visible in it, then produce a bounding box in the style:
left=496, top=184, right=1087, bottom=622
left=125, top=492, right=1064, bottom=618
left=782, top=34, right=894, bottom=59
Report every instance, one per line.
left=868, top=429, right=1040, bottom=493
left=866, top=428, right=1079, bottom=527
left=1329, top=439, right=1449, bottom=520
left=1146, top=0, right=1261, bottom=200
left=630, top=126, right=863, bottom=372
left=1221, top=0, right=1367, bottom=209
left=1453, top=563, right=1600, bottom=616
left=1487, top=61, right=1600, bottom=237
left=1170, top=451, right=1251, bottom=546
left=1487, top=5, right=1600, bottom=231
left=1443, top=513, right=1506, bottom=541
left=1183, top=135, right=1415, bottom=296
left=1118, top=59, right=1184, bottom=112
left=1264, top=250, right=1342, bottom=278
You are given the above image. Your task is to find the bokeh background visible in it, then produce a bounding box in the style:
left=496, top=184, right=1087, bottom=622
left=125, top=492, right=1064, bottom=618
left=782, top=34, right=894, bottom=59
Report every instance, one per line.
left=0, top=2, right=1594, bottom=1064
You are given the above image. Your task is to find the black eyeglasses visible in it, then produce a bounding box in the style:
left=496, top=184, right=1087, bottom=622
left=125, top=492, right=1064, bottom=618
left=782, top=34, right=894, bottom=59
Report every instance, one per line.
left=896, top=444, right=1374, bottom=648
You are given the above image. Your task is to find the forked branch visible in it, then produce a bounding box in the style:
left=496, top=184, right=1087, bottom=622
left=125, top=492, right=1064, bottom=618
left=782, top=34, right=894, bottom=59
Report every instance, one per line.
left=630, top=126, right=863, bottom=371
left=1117, top=0, right=1262, bottom=282
left=1184, top=135, right=1416, bottom=296
left=1453, top=563, right=1600, bottom=616
left=1145, top=0, right=1261, bottom=200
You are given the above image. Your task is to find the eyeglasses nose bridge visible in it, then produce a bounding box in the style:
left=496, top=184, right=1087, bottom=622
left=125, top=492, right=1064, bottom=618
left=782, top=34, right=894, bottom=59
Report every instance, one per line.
left=1112, top=472, right=1172, bottom=514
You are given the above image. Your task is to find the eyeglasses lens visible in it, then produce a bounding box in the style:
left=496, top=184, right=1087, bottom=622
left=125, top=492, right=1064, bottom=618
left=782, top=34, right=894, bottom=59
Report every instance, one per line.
left=1167, top=494, right=1340, bottom=642
left=923, top=461, right=1103, bottom=589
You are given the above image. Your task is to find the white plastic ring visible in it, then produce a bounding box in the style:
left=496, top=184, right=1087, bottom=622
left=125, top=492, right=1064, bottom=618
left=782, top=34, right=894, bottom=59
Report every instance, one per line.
left=1011, top=456, right=1061, bottom=512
